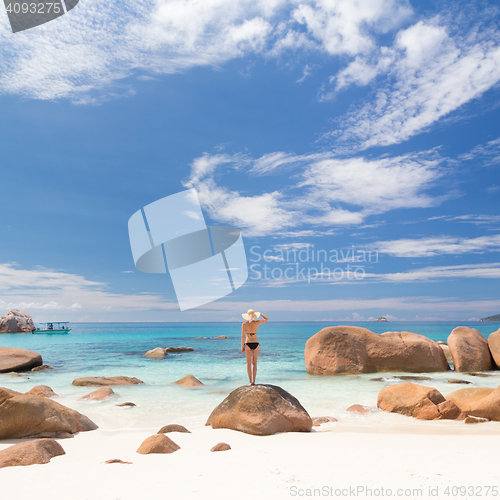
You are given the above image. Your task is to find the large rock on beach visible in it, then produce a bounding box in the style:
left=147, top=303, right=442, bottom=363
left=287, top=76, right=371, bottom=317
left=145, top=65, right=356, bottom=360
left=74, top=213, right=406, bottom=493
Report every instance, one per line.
left=305, top=326, right=449, bottom=375
left=487, top=328, right=500, bottom=368
left=137, top=434, right=180, bottom=455
left=25, top=385, right=58, bottom=399
left=79, top=387, right=116, bottom=401
left=174, top=375, right=204, bottom=387
left=0, top=439, right=65, bottom=469
left=206, top=384, right=312, bottom=436
left=377, top=383, right=464, bottom=420
left=0, top=309, right=35, bottom=333
left=72, top=376, right=143, bottom=387
left=446, top=386, right=500, bottom=421
left=0, top=347, right=43, bottom=373
left=447, top=327, right=493, bottom=372
left=0, top=387, right=98, bottom=439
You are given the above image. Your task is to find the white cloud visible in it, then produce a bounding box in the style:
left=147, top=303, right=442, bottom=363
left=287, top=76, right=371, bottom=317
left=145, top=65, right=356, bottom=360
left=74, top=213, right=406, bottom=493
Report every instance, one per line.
left=0, top=0, right=414, bottom=102
left=298, top=152, right=446, bottom=212
left=0, top=263, right=174, bottom=313
left=429, top=214, right=500, bottom=225
left=183, top=154, right=297, bottom=236
left=291, top=0, right=412, bottom=56
left=330, top=19, right=500, bottom=149
left=183, top=149, right=448, bottom=236
left=459, top=137, right=500, bottom=167
left=372, top=234, right=500, bottom=257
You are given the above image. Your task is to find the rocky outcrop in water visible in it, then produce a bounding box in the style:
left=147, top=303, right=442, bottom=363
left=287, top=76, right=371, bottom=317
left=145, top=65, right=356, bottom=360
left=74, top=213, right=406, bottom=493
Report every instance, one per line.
left=0, top=309, right=35, bottom=333
left=305, top=326, right=449, bottom=375
left=0, top=347, right=42, bottom=373
left=447, top=327, right=494, bottom=372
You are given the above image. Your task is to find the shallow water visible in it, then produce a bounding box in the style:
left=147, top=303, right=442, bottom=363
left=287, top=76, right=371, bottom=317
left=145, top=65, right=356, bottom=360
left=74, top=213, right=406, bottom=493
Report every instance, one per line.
left=1, top=321, right=499, bottom=430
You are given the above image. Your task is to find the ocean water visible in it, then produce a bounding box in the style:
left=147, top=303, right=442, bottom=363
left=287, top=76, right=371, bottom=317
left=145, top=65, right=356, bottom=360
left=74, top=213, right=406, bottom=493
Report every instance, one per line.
left=1, top=321, right=500, bottom=431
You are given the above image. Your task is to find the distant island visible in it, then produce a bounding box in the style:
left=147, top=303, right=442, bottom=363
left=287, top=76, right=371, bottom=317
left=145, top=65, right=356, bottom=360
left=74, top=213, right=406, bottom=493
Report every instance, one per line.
left=374, top=317, right=389, bottom=322
left=480, top=314, right=500, bottom=321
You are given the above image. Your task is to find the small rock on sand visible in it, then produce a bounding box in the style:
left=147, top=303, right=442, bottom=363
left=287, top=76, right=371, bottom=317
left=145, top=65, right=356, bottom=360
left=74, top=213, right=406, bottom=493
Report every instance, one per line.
left=0, top=439, right=65, bottom=469
left=105, top=459, right=133, bottom=464
left=116, top=402, right=136, bottom=407
left=210, top=442, right=231, bottom=452
left=137, top=434, right=180, bottom=455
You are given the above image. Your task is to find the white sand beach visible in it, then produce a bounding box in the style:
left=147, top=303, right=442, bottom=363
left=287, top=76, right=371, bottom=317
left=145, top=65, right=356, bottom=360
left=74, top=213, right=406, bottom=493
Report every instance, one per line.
left=2, top=420, right=500, bottom=500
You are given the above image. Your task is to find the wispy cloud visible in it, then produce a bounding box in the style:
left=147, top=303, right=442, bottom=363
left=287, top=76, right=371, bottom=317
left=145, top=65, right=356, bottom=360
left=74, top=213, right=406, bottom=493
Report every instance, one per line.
left=0, top=263, right=174, bottom=312
left=184, top=149, right=449, bottom=236
left=429, top=214, right=500, bottom=225
left=327, top=15, right=500, bottom=149
left=458, top=137, right=500, bottom=167
left=372, top=234, right=500, bottom=257
left=0, top=0, right=414, bottom=103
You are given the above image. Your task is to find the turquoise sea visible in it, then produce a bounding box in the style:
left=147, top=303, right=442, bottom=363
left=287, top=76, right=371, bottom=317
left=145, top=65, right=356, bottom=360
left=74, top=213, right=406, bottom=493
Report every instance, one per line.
left=1, top=321, right=500, bottom=430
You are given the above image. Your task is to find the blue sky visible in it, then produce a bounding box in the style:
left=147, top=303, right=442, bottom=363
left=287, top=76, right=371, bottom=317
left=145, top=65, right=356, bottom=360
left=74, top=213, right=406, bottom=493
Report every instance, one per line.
left=0, top=0, right=499, bottom=322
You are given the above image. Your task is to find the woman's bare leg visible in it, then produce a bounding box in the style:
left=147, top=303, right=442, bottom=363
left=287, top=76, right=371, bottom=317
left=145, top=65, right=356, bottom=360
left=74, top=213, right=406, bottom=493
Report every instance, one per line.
left=251, top=345, right=260, bottom=385
left=245, top=346, right=252, bottom=384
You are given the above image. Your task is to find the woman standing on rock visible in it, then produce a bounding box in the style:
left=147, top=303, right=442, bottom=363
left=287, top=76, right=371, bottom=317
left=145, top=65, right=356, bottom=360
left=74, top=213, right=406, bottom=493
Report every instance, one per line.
left=241, top=309, right=268, bottom=386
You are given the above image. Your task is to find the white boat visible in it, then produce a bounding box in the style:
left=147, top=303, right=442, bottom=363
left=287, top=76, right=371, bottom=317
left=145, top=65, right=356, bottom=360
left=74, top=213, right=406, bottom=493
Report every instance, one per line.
left=32, top=322, right=71, bottom=334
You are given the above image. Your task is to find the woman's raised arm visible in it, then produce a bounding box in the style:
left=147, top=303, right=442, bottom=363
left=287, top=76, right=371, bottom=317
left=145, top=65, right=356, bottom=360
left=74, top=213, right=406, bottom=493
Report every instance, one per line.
left=259, top=313, right=269, bottom=324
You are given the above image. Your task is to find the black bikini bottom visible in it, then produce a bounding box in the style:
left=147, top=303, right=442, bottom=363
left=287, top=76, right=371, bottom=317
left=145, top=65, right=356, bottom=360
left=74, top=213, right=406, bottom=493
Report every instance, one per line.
left=246, top=342, right=259, bottom=350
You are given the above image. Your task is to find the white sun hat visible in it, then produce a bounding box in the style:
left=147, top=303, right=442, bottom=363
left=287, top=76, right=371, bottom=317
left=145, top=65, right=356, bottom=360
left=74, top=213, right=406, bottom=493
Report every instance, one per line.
left=242, top=308, right=261, bottom=322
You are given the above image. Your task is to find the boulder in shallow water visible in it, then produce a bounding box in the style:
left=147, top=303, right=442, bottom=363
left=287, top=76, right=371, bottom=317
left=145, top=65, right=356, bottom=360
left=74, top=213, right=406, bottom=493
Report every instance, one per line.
left=446, top=386, right=500, bottom=421
left=206, top=384, right=312, bottom=436
left=346, top=404, right=373, bottom=414
left=79, top=387, right=116, bottom=401
left=174, top=375, right=204, bottom=388
left=305, top=326, right=449, bottom=375
left=116, top=402, right=136, bottom=407
left=0, top=347, right=42, bottom=373
left=31, top=364, right=53, bottom=372
left=312, top=416, right=337, bottom=426
left=0, top=387, right=98, bottom=439
left=0, top=439, right=65, bottom=469
left=447, top=327, right=493, bottom=373
left=25, top=385, right=58, bottom=399
left=0, top=309, right=35, bottom=333
left=377, top=382, right=464, bottom=420
left=165, top=346, right=194, bottom=352
left=72, top=376, right=143, bottom=386
left=487, top=328, right=500, bottom=369
left=137, top=434, right=180, bottom=455
left=144, top=348, right=167, bottom=358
